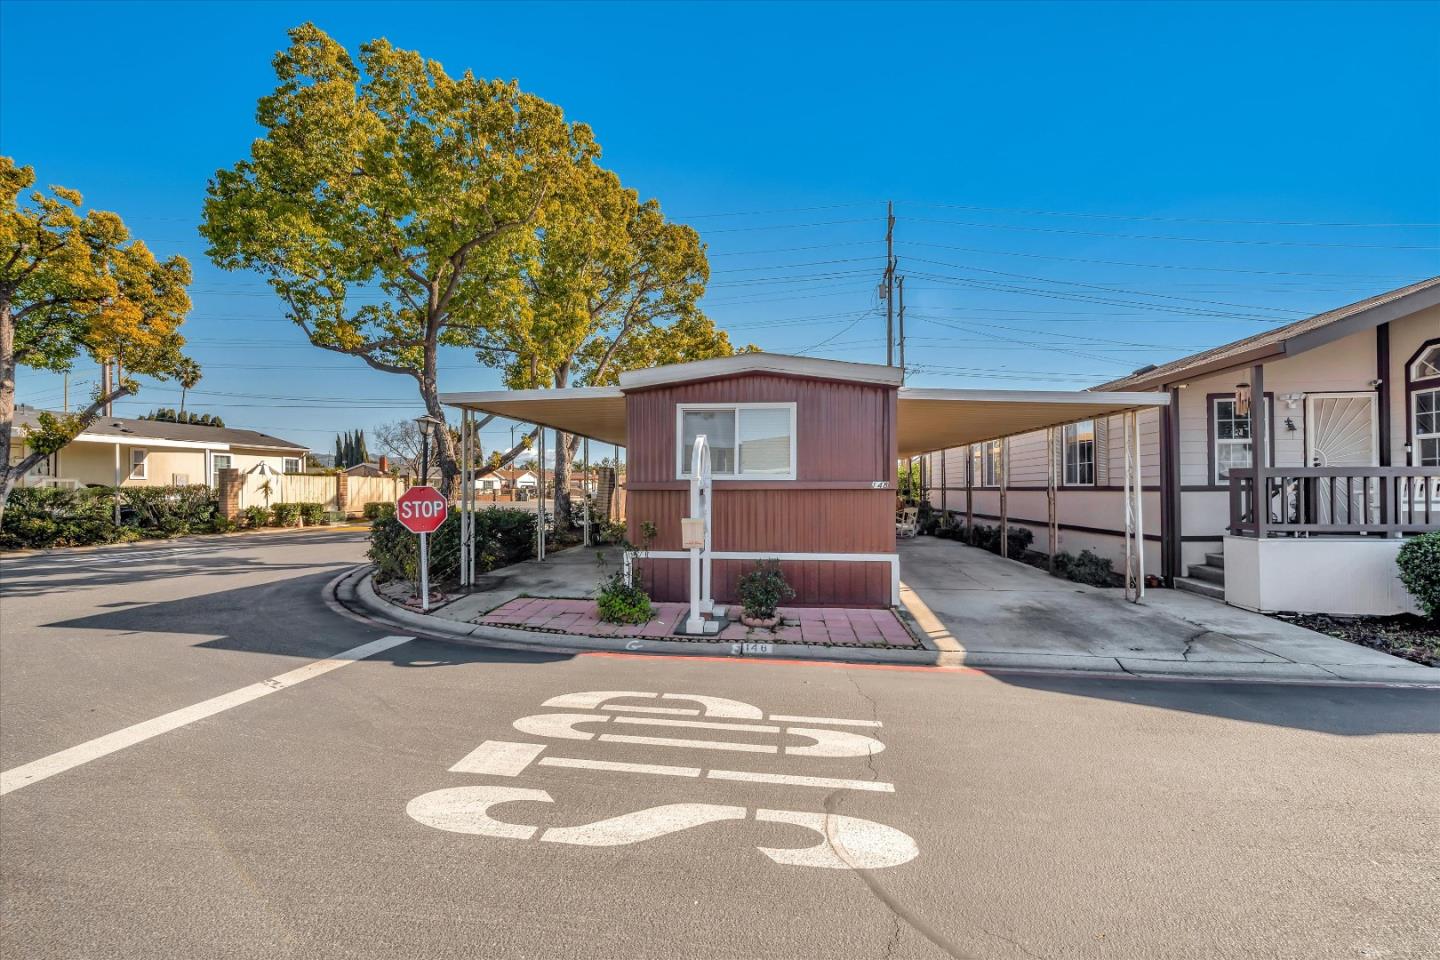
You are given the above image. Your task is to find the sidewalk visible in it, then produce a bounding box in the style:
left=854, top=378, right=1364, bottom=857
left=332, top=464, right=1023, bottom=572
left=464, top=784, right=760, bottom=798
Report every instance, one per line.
left=349, top=541, right=1440, bottom=684
left=897, top=536, right=1439, bottom=685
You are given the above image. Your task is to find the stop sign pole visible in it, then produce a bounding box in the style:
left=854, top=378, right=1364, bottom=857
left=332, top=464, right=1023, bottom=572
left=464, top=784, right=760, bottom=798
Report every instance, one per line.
left=396, top=485, right=448, bottom=612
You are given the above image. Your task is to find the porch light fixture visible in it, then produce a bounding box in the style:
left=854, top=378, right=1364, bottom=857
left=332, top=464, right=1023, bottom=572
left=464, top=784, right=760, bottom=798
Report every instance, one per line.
left=1234, top=382, right=1252, bottom=416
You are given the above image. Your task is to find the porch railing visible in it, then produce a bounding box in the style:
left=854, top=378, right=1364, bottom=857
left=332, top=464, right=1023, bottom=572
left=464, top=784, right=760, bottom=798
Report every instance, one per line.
left=1228, top=467, right=1440, bottom=536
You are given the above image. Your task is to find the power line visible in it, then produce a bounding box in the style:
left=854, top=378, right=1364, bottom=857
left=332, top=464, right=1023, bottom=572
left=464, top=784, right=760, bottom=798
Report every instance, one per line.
left=905, top=216, right=1440, bottom=250
left=897, top=199, right=1440, bottom=229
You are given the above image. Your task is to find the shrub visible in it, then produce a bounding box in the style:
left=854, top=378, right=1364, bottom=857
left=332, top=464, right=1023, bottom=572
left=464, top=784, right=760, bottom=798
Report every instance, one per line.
left=271, top=502, right=302, bottom=527
left=297, top=502, right=327, bottom=526
left=1053, top=549, right=1115, bottom=587
left=737, top=559, right=796, bottom=621
left=241, top=505, right=271, bottom=529
left=119, top=485, right=219, bottom=537
left=1397, top=531, right=1440, bottom=620
left=0, top=486, right=116, bottom=550
left=595, top=569, right=653, bottom=624
left=967, top=522, right=1032, bottom=558
left=368, top=507, right=536, bottom=585
left=362, top=501, right=393, bottom=521
left=209, top=514, right=238, bottom=534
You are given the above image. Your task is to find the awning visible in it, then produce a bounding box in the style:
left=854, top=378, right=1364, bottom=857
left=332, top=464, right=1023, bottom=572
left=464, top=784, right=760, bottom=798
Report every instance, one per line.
left=441, top=384, right=1167, bottom=457
left=895, top=388, right=1168, bottom=458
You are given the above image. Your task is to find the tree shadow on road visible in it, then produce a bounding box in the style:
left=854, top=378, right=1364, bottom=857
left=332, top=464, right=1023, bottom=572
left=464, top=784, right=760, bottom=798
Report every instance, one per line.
left=988, top=670, right=1440, bottom=736
left=40, top=568, right=572, bottom=668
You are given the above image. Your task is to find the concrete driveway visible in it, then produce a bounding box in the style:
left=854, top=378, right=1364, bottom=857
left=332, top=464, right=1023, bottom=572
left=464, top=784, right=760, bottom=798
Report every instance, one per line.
left=897, top=536, right=1437, bottom=683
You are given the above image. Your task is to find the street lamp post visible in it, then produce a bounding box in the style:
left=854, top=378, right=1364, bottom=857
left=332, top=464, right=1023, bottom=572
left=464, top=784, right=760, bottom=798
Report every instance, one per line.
left=414, top=415, right=443, bottom=487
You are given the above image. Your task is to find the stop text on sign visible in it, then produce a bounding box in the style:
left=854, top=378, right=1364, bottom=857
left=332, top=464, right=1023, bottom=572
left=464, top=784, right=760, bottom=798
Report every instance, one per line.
left=395, top=486, right=448, bottom=534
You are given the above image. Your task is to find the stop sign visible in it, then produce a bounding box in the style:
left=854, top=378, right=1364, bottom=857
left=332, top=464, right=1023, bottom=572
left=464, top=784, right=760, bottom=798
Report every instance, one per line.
left=395, top=485, right=448, bottom=534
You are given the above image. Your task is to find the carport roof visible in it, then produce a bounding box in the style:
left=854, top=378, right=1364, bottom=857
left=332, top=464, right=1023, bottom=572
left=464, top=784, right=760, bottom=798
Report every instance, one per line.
left=442, top=365, right=1168, bottom=458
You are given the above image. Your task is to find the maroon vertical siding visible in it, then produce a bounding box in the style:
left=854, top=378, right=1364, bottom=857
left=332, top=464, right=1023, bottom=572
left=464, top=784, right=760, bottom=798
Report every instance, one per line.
left=625, top=372, right=898, bottom=606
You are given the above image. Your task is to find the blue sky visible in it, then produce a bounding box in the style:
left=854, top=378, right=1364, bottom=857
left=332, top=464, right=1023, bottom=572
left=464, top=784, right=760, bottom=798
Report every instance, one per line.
left=3, top=0, right=1438, bottom=458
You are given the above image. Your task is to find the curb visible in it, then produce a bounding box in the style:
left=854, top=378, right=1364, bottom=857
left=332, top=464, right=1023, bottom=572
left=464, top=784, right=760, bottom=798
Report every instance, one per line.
left=350, top=570, right=947, bottom=665
left=340, top=567, right=1440, bottom=686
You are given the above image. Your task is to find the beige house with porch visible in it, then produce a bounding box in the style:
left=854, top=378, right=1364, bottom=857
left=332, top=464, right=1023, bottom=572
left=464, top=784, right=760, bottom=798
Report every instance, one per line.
left=10, top=410, right=308, bottom=489
left=922, top=277, right=1440, bottom=616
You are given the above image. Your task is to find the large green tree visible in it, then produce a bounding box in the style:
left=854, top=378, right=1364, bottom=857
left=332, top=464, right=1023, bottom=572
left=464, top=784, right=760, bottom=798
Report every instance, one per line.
left=476, top=165, right=741, bottom=525
left=0, top=158, right=193, bottom=521
left=200, top=23, right=595, bottom=496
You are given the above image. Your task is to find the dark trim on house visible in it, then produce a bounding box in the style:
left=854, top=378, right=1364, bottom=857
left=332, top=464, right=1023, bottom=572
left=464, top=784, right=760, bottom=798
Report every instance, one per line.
left=1205, top=391, right=1276, bottom=487
left=1377, top=323, right=1392, bottom=468
left=1403, top=336, right=1440, bottom=463
left=951, top=511, right=1228, bottom=545
left=625, top=480, right=885, bottom=492
left=932, top=485, right=1162, bottom=493
left=1159, top=385, right=1182, bottom=586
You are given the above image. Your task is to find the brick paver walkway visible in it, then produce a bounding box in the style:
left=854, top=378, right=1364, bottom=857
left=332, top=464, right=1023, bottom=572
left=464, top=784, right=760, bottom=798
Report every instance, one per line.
left=475, top=597, right=919, bottom=648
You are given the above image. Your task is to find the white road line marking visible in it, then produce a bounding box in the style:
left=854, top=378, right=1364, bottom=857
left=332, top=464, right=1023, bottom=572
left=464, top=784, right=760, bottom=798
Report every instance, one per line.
left=610, top=716, right=780, bottom=734
left=539, top=757, right=701, bottom=778
left=0, top=634, right=414, bottom=796
left=602, top=705, right=700, bottom=716
left=767, top=714, right=883, bottom=728
left=706, top=770, right=895, bottom=793
left=540, top=803, right=747, bottom=847
left=450, top=740, right=547, bottom=777
left=599, top=733, right=777, bottom=754
left=755, top=810, right=919, bottom=869
left=513, top=713, right=608, bottom=740
left=542, top=691, right=655, bottom=709
left=660, top=693, right=764, bottom=718
left=784, top=727, right=886, bottom=758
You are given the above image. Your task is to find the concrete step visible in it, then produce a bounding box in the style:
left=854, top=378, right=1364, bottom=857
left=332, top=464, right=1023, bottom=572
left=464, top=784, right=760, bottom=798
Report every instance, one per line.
left=1205, top=551, right=1225, bottom=569
left=1175, top=576, right=1225, bottom=601
left=1187, top=563, right=1226, bottom=586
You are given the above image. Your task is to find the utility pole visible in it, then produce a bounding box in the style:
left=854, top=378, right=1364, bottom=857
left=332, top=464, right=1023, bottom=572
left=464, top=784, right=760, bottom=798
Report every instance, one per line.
left=897, top=274, right=907, bottom=380
left=884, top=200, right=895, bottom=366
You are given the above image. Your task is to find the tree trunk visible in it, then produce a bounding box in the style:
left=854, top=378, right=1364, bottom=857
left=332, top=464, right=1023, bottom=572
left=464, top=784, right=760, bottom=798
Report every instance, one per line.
left=0, top=301, right=18, bottom=527
left=551, top=363, right=575, bottom=530
left=419, top=346, right=459, bottom=498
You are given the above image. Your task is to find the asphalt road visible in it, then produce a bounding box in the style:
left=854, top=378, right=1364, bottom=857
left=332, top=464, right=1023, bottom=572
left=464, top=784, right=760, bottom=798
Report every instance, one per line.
left=2, top=530, right=1437, bottom=960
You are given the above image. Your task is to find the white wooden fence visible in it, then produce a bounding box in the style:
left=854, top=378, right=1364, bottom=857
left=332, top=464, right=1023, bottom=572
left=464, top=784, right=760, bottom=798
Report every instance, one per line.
left=237, top=474, right=405, bottom=516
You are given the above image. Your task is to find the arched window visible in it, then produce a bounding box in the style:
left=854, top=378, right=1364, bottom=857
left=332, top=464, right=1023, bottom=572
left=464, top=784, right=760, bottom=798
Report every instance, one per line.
left=1410, top=341, right=1440, bottom=467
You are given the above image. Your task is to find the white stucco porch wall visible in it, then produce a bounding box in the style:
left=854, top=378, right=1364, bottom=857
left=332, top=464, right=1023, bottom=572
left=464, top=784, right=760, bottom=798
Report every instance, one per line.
left=1223, top=535, right=1422, bottom=616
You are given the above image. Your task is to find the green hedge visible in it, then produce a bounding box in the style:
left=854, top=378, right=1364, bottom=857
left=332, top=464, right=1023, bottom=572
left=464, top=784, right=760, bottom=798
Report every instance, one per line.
left=0, top=486, right=117, bottom=549
left=368, top=507, right=537, bottom=584
left=1, top=484, right=229, bottom=549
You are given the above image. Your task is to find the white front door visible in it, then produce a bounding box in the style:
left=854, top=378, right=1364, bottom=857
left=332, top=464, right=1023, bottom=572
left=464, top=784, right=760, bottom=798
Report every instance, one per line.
left=1305, top=392, right=1379, bottom=525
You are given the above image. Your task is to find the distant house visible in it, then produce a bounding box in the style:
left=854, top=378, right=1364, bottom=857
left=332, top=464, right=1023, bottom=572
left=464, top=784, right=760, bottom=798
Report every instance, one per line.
left=9, top=409, right=309, bottom=489
left=344, top=457, right=393, bottom=478
left=475, top=467, right=538, bottom=495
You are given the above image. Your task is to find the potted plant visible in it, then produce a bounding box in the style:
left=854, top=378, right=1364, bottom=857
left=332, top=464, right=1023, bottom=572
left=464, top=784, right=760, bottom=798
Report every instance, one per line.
left=737, top=559, right=795, bottom=628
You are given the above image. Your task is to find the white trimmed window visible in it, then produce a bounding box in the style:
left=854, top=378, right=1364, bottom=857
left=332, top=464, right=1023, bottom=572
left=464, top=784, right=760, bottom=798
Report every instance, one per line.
left=677, top=403, right=795, bottom=480
left=1212, top=396, right=1272, bottom=484
left=283, top=457, right=302, bottom=474
left=1062, top=420, right=1095, bottom=486
left=129, top=448, right=148, bottom=480
left=973, top=440, right=1001, bottom=487
left=1414, top=388, right=1439, bottom=467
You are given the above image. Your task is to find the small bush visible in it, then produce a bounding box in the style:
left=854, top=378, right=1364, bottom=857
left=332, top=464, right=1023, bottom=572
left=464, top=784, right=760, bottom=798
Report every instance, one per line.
left=297, top=502, right=327, bottom=526
left=596, top=570, right=653, bottom=624
left=0, top=486, right=116, bottom=550
left=241, top=505, right=271, bottom=529
left=967, top=523, right=1033, bottom=558
left=209, top=514, right=238, bottom=534
left=737, top=559, right=796, bottom=621
left=1053, top=549, right=1115, bottom=587
left=1397, top=531, right=1440, bottom=620
left=362, top=501, right=393, bottom=521
left=271, top=502, right=301, bottom=527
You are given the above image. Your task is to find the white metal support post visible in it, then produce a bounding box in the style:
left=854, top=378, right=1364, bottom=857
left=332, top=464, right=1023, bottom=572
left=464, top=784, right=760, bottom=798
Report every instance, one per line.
left=419, top=531, right=430, bottom=612
left=1132, top=409, right=1146, bottom=602
left=536, top=428, right=546, bottom=562
left=582, top=437, right=591, bottom=547
left=1123, top=411, right=1147, bottom=603
left=686, top=434, right=713, bottom=635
